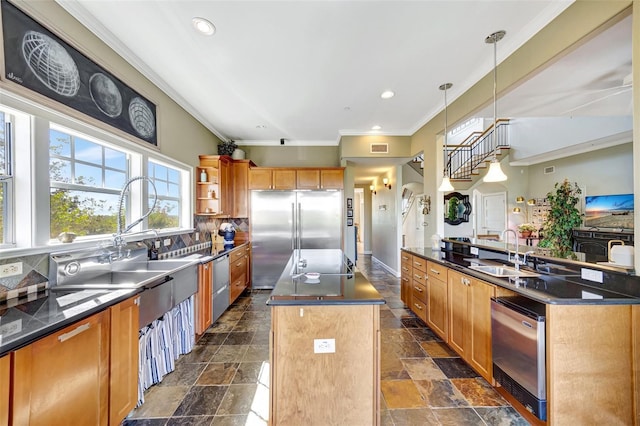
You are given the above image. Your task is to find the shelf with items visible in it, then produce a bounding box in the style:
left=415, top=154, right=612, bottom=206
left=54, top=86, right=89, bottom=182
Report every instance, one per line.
left=195, top=165, right=220, bottom=215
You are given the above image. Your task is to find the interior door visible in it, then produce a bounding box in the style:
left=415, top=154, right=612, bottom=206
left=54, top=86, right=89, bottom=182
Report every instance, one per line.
left=481, top=192, right=506, bottom=235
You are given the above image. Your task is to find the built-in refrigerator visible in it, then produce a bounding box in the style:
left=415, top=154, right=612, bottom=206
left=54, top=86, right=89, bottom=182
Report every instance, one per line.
left=250, top=190, right=343, bottom=289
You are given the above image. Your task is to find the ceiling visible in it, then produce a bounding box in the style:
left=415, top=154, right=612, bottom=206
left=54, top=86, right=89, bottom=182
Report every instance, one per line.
left=56, top=1, right=632, bottom=184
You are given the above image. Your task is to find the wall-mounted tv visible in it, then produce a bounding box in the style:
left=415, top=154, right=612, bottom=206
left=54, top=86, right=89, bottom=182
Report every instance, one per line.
left=584, top=193, right=634, bottom=229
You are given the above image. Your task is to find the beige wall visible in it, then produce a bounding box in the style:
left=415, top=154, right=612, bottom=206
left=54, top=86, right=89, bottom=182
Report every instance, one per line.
left=1, top=0, right=221, bottom=168
left=240, top=145, right=340, bottom=167
left=340, top=135, right=412, bottom=159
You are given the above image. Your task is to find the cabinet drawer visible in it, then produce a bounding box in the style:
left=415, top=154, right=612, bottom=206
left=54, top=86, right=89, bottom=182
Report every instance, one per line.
left=412, top=255, right=427, bottom=273
left=230, top=256, right=247, bottom=282
left=412, top=281, right=427, bottom=303
left=411, top=299, right=427, bottom=322
left=427, top=261, right=447, bottom=279
left=230, top=247, right=246, bottom=263
left=401, top=252, right=412, bottom=265
left=230, top=275, right=247, bottom=302
left=412, top=269, right=427, bottom=286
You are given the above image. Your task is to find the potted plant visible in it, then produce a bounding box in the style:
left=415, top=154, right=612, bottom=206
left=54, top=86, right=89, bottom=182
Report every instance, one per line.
left=217, top=140, right=237, bottom=156
left=517, top=223, right=536, bottom=238
left=538, top=179, right=582, bottom=259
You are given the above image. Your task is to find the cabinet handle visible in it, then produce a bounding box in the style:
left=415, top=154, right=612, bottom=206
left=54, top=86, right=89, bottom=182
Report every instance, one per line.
left=430, top=268, right=440, bottom=275
left=58, top=322, right=91, bottom=343
left=402, top=267, right=409, bottom=272
left=414, top=274, right=422, bottom=280
left=236, top=262, right=243, bottom=267
left=413, top=303, right=423, bottom=310
left=413, top=286, right=423, bottom=292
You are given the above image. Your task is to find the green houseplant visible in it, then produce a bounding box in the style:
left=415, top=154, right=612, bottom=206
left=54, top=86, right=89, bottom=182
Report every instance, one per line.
left=447, top=196, right=460, bottom=222
left=217, top=140, right=237, bottom=156
left=538, top=179, right=582, bottom=259
left=517, top=223, right=536, bottom=237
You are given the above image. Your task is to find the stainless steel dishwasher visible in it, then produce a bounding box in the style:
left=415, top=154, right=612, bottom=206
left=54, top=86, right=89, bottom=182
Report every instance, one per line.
left=211, top=253, right=230, bottom=323
left=491, top=296, right=546, bottom=421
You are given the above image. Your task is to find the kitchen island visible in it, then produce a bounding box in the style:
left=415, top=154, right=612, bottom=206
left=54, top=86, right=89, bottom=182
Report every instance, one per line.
left=267, top=249, right=385, bottom=426
left=401, top=241, right=639, bottom=426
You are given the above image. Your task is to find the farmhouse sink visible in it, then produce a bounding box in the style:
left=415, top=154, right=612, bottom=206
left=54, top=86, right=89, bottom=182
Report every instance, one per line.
left=468, top=265, right=540, bottom=278
left=51, top=270, right=170, bottom=290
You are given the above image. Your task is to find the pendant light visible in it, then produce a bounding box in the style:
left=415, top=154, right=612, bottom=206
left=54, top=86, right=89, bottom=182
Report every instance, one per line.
left=438, top=82, right=454, bottom=192
left=483, top=30, right=508, bottom=183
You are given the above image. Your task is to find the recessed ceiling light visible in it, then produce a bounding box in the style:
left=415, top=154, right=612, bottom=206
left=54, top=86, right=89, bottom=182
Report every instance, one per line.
left=192, top=17, right=215, bottom=35
left=380, top=90, right=395, bottom=99
left=344, top=106, right=351, bottom=111
left=371, top=125, right=382, bottom=131
left=256, top=124, right=267, bottom=129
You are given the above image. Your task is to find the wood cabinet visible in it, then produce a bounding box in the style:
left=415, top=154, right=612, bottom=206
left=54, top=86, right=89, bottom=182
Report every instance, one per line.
left=232, top=160, right=254, bottom=218
left=0, top=354, right=9, bottom=426
left=410, top=255, right=428, bottom=322
left=270, top=304, right=380, bottom=425
left=197, top=155, right=232, bottom=216
left=297, top=168, right=344, bottom=189
left=248, top=168, right=296, bottom=190
left=195, top=261, right=213, bottom=336
left=320, top=168, right=344, bottom=189
left=448, top=270, right=495, bottom=383
left=426, top=261, right=448, bottom=341
left=229, top=245, right=248, bottom=303
left=13, top=310, right=110, bottom=426
left=109, top=296, right=140, bottom=424
left=400, top=251, right=412, bottom=305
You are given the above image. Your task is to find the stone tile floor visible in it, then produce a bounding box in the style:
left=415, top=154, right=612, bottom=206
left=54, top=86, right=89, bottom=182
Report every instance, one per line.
left=123, top=254, right=529, bottom=425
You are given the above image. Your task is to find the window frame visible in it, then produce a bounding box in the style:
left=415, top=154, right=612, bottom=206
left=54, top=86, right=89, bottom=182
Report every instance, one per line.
left=0, top=109, right=15, bottom=248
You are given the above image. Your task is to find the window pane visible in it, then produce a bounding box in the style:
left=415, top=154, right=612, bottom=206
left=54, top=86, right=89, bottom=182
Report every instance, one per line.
left=105, top=147, right=126, bottom=170
left=168, top=183, right=180, bottom=198
left=50, top=189, right=119, bottom=238
left=149, top=199, right=179, bottom=229
left=105, top=169, right=126, bottom=190
left=151, top=180, right=168, bottom=197
left=50, top=129, right=71, bottom=157
left=75, top=138, right=102, bottom=165
left=50, top=158, right=71, bottom=183
left=0, top=182, right=4, bottom=244
left=75, top=163, right=102, bottom=186
left=168, top=168, right=179, bottom=182
left=0, top=112, right=6, bottom=175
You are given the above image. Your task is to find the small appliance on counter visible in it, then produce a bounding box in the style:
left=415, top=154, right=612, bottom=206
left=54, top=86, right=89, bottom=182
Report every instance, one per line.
left=218, top=223, right=236, bottom=250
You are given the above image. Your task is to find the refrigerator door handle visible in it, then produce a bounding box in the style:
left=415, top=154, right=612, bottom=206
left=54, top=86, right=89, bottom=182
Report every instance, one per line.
left=291, top=202, right=296, bottom=250
left=297, top=202, right=302, bottom=250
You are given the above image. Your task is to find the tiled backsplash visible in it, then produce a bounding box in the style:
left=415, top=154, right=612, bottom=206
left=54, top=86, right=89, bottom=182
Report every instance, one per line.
left=0, top=216, right=250, bottom=301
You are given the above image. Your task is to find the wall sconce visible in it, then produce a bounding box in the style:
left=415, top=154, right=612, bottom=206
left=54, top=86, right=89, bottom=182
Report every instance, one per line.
left=383, top=178, right=391, bottom=190
left=512, top=207, right=521, bottom=214
left=516, top=196, right=525, bottom=204
left=369, top=184, right=376, bottom=195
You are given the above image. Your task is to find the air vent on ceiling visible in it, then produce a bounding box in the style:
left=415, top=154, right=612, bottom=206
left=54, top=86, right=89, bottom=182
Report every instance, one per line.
left=370, top=143, right=388, bottom=154
left=544, top=166, right=555, bottom=175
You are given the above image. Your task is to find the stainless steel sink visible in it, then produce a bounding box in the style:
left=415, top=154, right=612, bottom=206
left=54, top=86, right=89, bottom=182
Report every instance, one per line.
left=119, top=258, right=197, bottom=272
left=468, top=265, right=540, bottom=278
left=52, top=270, right=169, bottom=290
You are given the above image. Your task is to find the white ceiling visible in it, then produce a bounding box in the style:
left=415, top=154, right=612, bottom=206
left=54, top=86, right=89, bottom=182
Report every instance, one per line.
left=56, top=1, right=631, bottom=184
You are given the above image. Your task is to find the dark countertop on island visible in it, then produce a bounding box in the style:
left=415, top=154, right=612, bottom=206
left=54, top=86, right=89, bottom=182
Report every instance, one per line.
left=267, top=249, right=385, bottom=306
left=402, top=246, right=640, bottom=305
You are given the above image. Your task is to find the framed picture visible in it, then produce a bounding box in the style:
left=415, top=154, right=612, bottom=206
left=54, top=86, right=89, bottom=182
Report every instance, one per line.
left=347, top=218, right=353, bottom=226
left=347, top=198, right=353, bottom=208
left=347, top=209, right=353, bottom=218
left=2, top=0, right=158, bottom=146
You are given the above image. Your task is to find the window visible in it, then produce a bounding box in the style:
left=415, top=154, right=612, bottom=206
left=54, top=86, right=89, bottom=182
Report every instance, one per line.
left=0, top=110, right=14, bottom=246
left=49, top=126, right=129, bottom=239
left=148, top=160, right=181, bottom=229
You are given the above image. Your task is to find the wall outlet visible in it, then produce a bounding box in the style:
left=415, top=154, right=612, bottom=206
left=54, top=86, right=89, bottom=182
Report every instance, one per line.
left=581, top=268, right=603, bottom=283
left=195, top=232, right=200, bottom=242
left=163, top=238, right=171, bottom=247
left=314, top=338, right=336, bottom=354
left=0, top=262, right=23, bottom=278
left=154, top=240, right=161, bottom=249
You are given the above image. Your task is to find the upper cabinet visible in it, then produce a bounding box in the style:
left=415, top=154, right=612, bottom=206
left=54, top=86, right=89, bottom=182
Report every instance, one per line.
left=198, top=155, right=255, bottom=216
left=249, top=167, right=344, bottom=190
left=232, top=160, right=255, bottom=218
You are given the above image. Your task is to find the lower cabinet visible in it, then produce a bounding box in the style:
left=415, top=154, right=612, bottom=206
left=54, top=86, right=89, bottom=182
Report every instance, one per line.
left=400, top=251, right=412, bottom=305
left=109, top=296, right=140, bottom=424
left=13, top=310, right=111, bottom=426
left=1, top=354, right=9, bottom=426
left=426, top=261, right=448, bottom=341
left=448, top=270, right=495, bottom=383
left=195, top=261, right=213, bottom=335
left=230, top=245, right=249, bottom=304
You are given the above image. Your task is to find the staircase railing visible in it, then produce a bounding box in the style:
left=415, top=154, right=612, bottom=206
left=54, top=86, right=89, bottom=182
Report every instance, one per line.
left=444, top=119, right=510, bottom=180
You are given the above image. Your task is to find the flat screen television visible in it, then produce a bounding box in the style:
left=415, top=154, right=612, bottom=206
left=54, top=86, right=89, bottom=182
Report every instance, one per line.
left=584, top=193, right=634, bottom=229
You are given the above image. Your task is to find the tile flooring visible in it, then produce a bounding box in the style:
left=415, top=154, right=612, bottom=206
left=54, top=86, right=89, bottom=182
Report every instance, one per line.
left=123, top=254, right=529, bottom=425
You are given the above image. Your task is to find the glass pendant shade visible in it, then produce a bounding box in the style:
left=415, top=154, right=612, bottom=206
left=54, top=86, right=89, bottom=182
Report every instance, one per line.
left=438, top=176, right=454, bottom=192
left=484, top=160, right=507, bottom=182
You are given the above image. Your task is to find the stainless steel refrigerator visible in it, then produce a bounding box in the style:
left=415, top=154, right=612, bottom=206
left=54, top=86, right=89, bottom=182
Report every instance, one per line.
left=250, top=190, right=343, bottom=289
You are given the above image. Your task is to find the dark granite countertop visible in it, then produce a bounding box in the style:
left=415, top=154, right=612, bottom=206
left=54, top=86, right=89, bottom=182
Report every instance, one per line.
left=402, top=246, right=640, bottom=305
left=267, top=249, right=385, bottom=306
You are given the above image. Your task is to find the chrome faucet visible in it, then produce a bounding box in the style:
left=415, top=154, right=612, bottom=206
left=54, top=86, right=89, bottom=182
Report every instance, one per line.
left=502, top=229, right=522, bottom=270
left=113, top=176, right=158, bottom=254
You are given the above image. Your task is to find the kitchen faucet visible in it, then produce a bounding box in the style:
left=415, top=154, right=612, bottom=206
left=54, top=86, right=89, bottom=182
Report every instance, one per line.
left=112, top=176, right=158, bottom=256
left=502, top=229, right=522, bottom=270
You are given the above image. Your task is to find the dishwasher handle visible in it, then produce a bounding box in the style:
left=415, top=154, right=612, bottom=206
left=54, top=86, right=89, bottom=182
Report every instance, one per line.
left=492, top=297, right=545, bottom=321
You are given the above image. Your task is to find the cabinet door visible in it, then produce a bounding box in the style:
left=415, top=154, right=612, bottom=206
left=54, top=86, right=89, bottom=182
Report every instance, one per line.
left=244, top=244, right=252, bottom=288
left=0, top=354, right=9, bottom=426
left=232, top=161, right=250, bottom=218
left=248, top=168, right=273, bottom=190
left=467, top=277, right=495, bottom=382
left=13, top=311, right=110, bottom=426
left=196, top=262, right=213, bottom=335
left=448, top=271, right=469, bottom=357
left=273, top=169, right=296, bottom=189
left=427, top=276, right=448, bottom=341
left=297, top=169, right=320, bottom=189
left=218, top=157, right=232, bottom=215
left=110, top=296, right=140, bottom=424
left=320, top=169, right=344, bottom=189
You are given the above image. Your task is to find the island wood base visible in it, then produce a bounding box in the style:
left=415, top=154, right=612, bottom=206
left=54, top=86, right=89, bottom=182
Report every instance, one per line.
left=269, top=304, right=380, bottom=425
